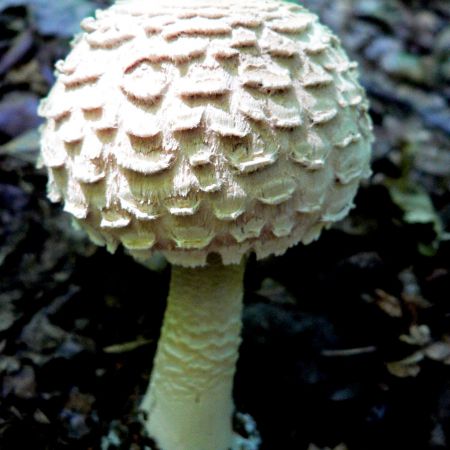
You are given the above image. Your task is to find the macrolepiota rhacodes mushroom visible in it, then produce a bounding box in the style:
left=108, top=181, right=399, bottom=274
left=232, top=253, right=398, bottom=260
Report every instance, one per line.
left=38, top=0, right=373, bottom=448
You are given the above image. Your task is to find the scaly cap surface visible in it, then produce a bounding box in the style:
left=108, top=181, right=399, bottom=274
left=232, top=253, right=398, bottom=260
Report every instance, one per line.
left=39, top=0, right=373, bottom=267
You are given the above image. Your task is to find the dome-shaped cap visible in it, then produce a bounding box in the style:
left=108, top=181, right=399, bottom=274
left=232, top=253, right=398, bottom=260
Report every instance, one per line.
left=39, top=0, right=373, bottom=267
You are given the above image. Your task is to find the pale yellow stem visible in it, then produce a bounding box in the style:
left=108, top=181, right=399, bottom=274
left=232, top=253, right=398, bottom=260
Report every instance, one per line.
left=141, top=257, right=245, bottom=450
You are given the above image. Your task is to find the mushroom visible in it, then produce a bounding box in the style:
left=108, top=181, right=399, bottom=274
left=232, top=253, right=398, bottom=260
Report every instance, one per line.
left=38, top=0, right=373, bottom=449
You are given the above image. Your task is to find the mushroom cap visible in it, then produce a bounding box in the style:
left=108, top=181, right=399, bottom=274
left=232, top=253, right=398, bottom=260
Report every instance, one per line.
left=38, top=0, right=373, bottom=267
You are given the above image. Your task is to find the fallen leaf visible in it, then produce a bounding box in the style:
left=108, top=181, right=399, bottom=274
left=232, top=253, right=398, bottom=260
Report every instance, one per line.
left=0, top=128, right=40, bottom=164
left=2, top=365, right=36, bottom=399
left=386, top=351, right=424, bottom=377
left=388, top=179, right=447, bottom=254
left=399, top=324, right=431, bottom=346
left=424, top=341, right=450, bottom=362
left=389, top=182, right=441, bottom=231
left=0, top=29, right=33, bottom=76
left=374, top=289, right=403, bottom=317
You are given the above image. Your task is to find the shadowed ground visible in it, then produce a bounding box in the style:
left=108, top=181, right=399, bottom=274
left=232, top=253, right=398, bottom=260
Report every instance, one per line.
left=0, top=0, right=449, bottom=449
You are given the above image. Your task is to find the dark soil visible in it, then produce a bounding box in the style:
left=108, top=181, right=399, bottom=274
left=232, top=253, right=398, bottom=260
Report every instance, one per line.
left=1, top=1, right=449, bottom=449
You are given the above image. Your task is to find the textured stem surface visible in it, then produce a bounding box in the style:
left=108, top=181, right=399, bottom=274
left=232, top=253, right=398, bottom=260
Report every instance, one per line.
left=141, top=259, right=245, bottom=450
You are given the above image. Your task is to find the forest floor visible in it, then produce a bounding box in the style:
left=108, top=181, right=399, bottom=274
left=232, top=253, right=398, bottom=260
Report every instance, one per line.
left=0, top=0, right=449, bottom=449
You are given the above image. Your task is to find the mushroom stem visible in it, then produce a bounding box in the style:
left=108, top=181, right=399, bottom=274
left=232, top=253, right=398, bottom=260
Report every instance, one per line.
left=141, top=257, right=245, bottom=450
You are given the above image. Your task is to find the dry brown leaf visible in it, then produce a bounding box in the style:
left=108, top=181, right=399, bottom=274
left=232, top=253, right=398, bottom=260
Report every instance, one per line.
left=399, top=324, right=431, bottom=346
left=386, top=351, right=424, bottom=378
left=374, top=289, right=403, bottom=317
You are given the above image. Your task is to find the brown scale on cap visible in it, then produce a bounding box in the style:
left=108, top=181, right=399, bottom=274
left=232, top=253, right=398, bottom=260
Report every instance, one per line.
left=38, top=0, right=373, bottom=267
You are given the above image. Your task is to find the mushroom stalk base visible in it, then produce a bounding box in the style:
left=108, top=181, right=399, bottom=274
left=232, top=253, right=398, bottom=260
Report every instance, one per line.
left=141, top=258, right=245, bottom=450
